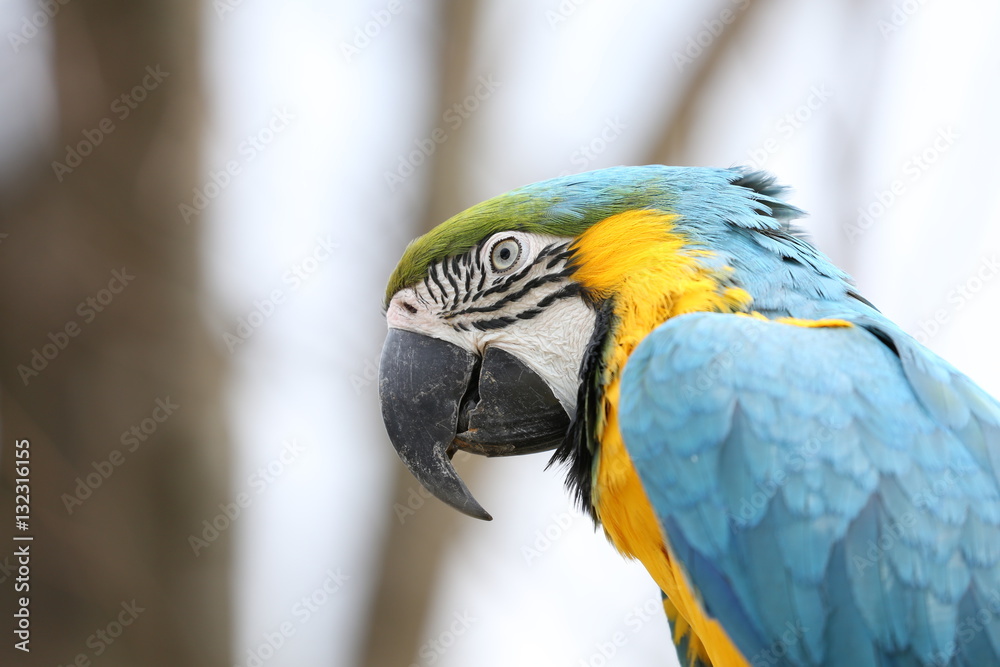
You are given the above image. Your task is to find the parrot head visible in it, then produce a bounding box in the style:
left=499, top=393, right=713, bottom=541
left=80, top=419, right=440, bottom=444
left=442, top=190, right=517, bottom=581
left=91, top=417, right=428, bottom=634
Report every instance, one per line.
left=378, top=165, right=819, bottom=520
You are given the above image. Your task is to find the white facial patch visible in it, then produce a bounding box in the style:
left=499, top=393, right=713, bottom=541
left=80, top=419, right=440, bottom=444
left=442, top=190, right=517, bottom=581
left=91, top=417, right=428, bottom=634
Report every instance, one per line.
left=386, top=232, right=596, bottom=415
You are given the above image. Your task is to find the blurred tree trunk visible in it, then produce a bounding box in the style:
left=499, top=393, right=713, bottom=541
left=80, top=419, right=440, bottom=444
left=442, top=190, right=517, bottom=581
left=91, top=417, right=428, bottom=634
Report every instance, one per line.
left=0, top=1, right=229, bottom=666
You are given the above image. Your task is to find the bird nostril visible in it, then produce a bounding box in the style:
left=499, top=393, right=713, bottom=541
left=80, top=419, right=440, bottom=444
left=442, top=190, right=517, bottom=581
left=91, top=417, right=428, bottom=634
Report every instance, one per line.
left=401, top=301, right=418, bottom=314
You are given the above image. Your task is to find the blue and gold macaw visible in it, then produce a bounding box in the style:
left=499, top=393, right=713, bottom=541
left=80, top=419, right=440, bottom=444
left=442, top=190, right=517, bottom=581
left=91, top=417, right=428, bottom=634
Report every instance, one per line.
left=378, top=166, right=1000, bottom=666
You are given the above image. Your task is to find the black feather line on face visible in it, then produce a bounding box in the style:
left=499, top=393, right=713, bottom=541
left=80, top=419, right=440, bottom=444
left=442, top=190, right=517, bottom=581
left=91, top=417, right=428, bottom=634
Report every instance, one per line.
left=443, top=262, right=461, bottom=310
left=429, top=265, right=447, bottom=303
left=471, top=315, right=518, bottom=331
left=479, top=260, right=537, bottom=299
left=535, top=281, right=580, bottom=308
left=421, top=276, right=437, bottom=304
left=548, top=298, right=614, bottom=522
left=448, top=272, right=568, bottom=319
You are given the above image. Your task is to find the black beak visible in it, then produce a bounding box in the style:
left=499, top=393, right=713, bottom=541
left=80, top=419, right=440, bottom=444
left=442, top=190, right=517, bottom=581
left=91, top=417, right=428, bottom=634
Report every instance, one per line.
left=378, top=328, right=570, bottom=520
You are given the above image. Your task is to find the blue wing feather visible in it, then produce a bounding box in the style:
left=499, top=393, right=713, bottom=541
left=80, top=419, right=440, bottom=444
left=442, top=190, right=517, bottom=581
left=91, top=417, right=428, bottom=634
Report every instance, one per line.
left=619, top=312, right=1000, bottom=666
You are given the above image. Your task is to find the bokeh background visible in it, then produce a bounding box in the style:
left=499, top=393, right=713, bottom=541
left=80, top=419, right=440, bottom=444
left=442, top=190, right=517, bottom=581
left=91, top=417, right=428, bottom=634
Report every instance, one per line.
left=1, top=1, right=999, bottom=666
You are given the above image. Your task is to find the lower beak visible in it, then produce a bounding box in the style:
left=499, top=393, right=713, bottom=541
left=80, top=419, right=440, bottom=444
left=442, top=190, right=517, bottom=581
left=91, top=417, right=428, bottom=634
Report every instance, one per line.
left=378, top=328, right=570, bottom=520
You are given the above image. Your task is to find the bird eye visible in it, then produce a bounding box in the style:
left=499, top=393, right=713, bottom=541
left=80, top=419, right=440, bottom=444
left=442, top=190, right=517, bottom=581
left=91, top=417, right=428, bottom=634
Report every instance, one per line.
left=490, top=237, right=522, bottom=272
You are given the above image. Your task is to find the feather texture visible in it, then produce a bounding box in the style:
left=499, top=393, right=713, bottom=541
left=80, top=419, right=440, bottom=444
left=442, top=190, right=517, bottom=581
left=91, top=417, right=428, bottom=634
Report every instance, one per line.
left=619, top=313, right=1000, bottom=666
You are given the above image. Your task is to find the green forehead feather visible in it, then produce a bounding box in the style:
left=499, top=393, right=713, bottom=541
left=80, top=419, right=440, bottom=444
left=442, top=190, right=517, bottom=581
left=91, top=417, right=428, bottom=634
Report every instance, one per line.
left=384, top=168, right=679, bottom=304
left=383, top=165, right=801, bottom=305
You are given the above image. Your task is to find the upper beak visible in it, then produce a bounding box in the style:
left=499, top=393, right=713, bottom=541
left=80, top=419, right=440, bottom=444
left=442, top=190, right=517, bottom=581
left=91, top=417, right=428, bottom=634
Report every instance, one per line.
left=378, top=328, right=570, bottom=520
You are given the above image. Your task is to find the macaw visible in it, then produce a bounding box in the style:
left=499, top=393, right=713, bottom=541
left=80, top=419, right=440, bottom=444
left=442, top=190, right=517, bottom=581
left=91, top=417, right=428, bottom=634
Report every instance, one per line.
left=377, top=166, right=1000, bottom=667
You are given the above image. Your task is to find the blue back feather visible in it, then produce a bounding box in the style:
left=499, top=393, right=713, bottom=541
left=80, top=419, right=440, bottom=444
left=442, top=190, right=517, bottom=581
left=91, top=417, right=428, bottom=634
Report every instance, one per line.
left=534, top=166, right=1000, bottom=666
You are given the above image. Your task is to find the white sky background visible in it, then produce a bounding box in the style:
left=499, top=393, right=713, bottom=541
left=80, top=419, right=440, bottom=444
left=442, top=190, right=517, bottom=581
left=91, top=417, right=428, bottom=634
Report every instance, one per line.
left=205, top=1, right=1000, bottom=667
left=2, top=1, right=998, bottom=666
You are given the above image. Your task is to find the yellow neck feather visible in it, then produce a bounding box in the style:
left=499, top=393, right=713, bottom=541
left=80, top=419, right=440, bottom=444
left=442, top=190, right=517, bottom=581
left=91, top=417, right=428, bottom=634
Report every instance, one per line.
left=572, top=210, right=751, bottom=667
left=571, top=209, right=752, bottom=443
left=572, top=209, right=751, bottom=366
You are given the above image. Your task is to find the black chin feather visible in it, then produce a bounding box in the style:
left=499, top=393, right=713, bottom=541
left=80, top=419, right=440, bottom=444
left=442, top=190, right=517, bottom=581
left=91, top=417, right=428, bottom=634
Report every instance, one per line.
left=548, top=299, right=615, bottom=522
